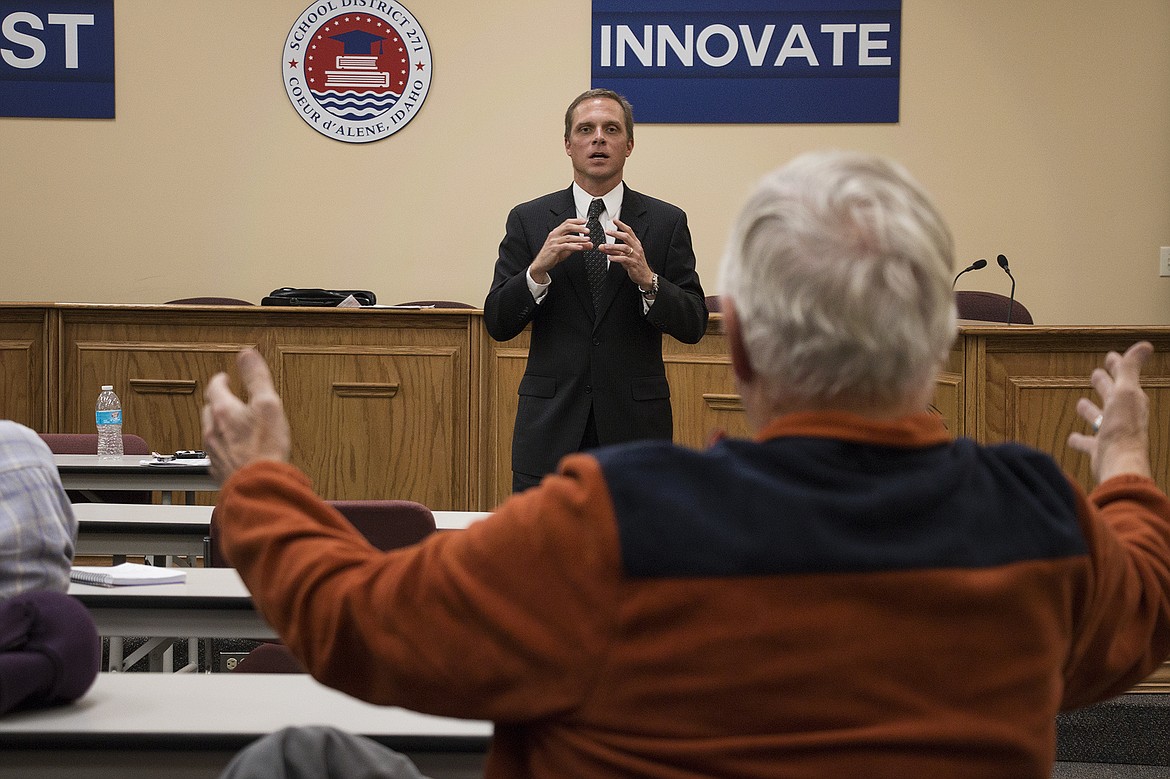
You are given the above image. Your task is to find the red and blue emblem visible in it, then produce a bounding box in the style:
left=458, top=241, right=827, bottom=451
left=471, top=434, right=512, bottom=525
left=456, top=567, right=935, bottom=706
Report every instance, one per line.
left=283, top=1, right=432, bottom=143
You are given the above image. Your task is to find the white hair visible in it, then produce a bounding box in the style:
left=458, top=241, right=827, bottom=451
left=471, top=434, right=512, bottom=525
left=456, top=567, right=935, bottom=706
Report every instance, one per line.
left=719, top=150, right=957, bottom=410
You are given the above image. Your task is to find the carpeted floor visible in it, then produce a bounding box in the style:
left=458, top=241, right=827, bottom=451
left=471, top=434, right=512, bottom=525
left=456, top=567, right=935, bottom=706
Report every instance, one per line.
left=1053, top=693, right=1170, bottom=777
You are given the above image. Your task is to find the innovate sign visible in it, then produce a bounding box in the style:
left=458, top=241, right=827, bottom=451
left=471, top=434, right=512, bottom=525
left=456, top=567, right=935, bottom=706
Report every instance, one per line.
left=591, top=0, right=900, bottom=123
left=0, top=0, right=114, bottom=118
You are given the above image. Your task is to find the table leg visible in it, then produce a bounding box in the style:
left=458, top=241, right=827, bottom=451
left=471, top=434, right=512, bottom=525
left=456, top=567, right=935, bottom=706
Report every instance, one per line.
left=108, top=636, right=123, bottom=672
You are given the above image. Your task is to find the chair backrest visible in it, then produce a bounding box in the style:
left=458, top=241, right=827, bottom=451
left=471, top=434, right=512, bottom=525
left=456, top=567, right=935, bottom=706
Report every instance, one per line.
left=393, top=300, right=476, bottom=309
left=165, top=297, right=253, bottom=306
left=329, top=500, right=437, bottom=550
left=704, top=295, right=722, bottom=313
left=207, top=499, right=436, bottom=567
left=217, top=499, right=437, bottom=674
left=38, top=433, right=152, bottom=504
left=955, top=290, right=1033, bottom=324
left=38, top=433, right=150, bottom=456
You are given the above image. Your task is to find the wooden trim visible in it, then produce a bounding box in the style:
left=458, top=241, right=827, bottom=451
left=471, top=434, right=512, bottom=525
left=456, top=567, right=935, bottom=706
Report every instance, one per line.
left=702, top=393, right=743, bottom=413
left=129, top=379, right=198, bottom=395
left=332, top=382, right=400, bottom=399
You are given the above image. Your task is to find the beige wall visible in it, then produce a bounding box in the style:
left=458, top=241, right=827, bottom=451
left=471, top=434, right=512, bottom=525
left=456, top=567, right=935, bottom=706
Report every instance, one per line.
left=2, top=1, right=1168, bottom=324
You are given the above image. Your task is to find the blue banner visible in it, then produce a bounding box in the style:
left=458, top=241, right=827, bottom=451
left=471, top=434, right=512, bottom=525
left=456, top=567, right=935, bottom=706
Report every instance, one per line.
left=0, top=0, right=114, bottom=118
left=592, top=0, right=900, bottom=124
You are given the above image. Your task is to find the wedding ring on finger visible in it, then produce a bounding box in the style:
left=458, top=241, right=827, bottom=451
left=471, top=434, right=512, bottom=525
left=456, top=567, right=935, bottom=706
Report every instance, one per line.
left=1092, top=414, right=1103, bottom=433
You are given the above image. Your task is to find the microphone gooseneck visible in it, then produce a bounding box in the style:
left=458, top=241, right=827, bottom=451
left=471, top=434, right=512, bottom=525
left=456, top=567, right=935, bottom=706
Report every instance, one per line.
left=952, top=258, right=988, bottom=289
left=997, top=254, right=1017, bottom=325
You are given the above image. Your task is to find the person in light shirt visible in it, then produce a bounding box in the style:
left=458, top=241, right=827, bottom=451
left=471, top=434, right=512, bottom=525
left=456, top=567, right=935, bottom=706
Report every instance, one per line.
left=0, top=421, right=75, bottom=600
left=0, top=420, right=99, bottom=717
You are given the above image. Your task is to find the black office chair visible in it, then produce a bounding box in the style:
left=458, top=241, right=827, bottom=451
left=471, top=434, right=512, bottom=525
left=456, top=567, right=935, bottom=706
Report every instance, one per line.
left=955, top=291, right=1033, bottom=324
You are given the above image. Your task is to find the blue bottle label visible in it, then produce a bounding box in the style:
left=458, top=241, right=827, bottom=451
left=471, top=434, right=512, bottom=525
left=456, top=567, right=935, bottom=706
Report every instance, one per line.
left=96, top=409, right=122, bottom=425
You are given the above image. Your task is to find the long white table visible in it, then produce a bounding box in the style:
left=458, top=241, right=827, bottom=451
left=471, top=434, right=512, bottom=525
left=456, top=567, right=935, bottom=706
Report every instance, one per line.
left=70, top=510, right=492, bottom=672
left=73, top=502, right=214, bottom=558
left=0, top=673, right=491, bottom=779
left=72, top=503, right=491, bottom=560
left=70, top=567, right=274, bottom=673
left=69, top=567, right=276, bottom=641
left=55, top=454, right=218, bottom=503
left=435, top=510, right=491, bottom=529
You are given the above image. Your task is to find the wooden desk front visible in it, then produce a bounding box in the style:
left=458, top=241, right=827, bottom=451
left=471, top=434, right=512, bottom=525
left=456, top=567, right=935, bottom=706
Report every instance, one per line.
left=479, top=320, right=1170, bottom=505
left=950, top=325, right=1170, bottom=495
left=2, top=303, right=1167, bottom=509
left=44, top=303, right=474, bottom=509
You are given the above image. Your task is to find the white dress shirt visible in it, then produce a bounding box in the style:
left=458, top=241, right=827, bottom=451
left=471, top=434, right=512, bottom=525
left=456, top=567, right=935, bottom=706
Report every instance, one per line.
left=527, top=183, right=649, bottom=310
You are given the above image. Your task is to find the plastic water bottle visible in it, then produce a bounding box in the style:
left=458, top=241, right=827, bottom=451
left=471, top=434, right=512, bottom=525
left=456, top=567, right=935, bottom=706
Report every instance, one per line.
left=96, top=385, right=124, bottom=460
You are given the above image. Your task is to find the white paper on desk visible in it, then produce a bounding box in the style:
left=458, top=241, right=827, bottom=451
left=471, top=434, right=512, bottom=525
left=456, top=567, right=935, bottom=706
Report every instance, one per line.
left=140, top=458, right=211, bottom=467
left=71, top=562, right=187, bottom=587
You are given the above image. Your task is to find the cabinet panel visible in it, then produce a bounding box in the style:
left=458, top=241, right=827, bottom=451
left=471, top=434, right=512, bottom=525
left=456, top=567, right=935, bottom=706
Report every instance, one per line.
left=0, top=308, right=48, bottom=430
left=0, top=339, right=43, bottom=429
left=665, top=323, right=965, bottom=449
left=277, top=345, right=468, bottom=507
left=65, top=341, right=250, bottom=453
left=665, top=338, right=747, bottom=448
left=481, top=342, right=530, bottom=509
left=977, top=331, right=1170, bottom=495
left=475, top=327, right=529, bottom=509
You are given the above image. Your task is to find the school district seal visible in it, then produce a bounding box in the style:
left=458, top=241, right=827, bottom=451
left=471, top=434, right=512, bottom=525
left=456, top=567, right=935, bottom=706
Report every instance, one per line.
left=283, top=0, right=432, bottom=143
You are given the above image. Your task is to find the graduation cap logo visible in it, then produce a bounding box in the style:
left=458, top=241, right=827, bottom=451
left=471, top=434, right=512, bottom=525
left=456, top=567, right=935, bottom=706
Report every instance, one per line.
left=317, top=25, right=399, bottom=95
left=283, top=2, right=433, bottom=144
left=329, top=29, right=386, bottom=57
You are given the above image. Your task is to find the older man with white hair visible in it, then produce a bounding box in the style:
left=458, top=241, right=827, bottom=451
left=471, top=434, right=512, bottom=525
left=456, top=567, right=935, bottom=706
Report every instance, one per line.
left=206, top=151, right=1170, bottom=779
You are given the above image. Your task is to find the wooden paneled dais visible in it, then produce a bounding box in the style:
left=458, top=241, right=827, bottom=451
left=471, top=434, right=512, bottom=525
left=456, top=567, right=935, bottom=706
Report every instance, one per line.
left=0, top=305, right=50, bottom=430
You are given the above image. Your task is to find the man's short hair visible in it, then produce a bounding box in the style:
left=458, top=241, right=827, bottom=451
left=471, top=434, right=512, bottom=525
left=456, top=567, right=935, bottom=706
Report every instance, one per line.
left=564, top=89, right=634, bottom=142
left=719, top=150, right=957, bottom=411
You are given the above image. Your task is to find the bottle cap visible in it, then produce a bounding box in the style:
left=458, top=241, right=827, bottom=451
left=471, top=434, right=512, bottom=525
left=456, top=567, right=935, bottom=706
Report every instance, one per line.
left=101, top=385, right=113, bottom=390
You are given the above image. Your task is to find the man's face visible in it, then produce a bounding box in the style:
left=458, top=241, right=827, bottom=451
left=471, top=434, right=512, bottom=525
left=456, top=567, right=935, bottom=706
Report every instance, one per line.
left=565, top=97, right=633, bottom=191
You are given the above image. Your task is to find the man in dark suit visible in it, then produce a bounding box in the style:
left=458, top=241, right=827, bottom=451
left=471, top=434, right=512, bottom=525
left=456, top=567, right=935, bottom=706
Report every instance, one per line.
left=484, top=89, right=708, bottom=492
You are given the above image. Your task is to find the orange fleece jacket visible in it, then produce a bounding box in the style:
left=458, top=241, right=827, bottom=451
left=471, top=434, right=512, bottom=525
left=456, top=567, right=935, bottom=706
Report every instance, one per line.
left=217, top=413, right=1170, bottom=778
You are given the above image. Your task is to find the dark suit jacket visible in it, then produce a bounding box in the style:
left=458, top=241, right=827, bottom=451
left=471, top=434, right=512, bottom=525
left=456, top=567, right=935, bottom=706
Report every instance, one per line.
left=483, top=185, right=708, bottom=480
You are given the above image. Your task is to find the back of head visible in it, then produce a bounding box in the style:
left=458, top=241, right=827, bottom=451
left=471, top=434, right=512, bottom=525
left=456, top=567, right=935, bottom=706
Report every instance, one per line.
left=719, top=150, right=957, bottom=412
left=0, top=421, right=76, bottom=600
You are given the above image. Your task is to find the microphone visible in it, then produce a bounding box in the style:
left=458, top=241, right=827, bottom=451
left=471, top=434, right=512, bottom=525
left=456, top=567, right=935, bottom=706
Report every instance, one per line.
left=952, top=258, right=987, bottom=289
left=996, top=254, right=1017, bottom=325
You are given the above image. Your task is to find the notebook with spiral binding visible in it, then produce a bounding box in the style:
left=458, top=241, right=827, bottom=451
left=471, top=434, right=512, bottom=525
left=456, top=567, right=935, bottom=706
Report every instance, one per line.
left=70, top=562, right=187, bottom=587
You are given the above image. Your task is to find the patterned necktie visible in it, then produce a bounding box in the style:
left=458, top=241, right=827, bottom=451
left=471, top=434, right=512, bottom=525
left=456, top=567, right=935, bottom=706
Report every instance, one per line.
left=584, top=198, right=607, bottom=310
